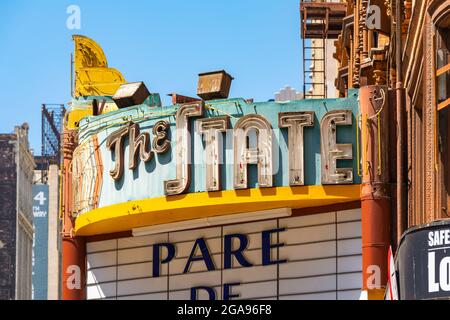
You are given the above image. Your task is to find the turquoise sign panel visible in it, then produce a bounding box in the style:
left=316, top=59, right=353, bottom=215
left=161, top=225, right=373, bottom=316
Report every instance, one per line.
left=76, top=90, right=360, bottom=208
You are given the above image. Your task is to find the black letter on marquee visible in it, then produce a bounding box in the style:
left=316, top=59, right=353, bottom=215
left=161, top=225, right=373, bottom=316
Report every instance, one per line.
left=152, top=243, right=175, bottom=277
left=224, top=282, right=241, bottom=300
left=184, top=238, right=215, bottom=273
left=224, top=234, right=253, bottom=269
left=262, top=228, right=288, bottom=266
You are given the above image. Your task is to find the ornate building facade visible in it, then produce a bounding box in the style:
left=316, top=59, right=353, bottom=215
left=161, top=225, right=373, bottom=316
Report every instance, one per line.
left=327, top=0, right=450, bottom=299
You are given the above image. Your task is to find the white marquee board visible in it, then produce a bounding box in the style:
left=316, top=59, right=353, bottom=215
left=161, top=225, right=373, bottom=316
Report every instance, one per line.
left=86, top=208, right=362, bottom=300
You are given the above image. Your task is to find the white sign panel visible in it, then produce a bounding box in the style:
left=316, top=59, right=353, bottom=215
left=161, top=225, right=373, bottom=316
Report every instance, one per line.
left=86, top=209, right=362, bottom=300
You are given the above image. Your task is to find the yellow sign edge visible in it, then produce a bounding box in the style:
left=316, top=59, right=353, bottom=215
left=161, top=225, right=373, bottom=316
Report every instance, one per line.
left=74, top=185, right=361, bottom=236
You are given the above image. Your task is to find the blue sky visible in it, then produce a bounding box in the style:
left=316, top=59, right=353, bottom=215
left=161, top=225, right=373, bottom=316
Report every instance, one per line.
left=0, top=0, right=303, bottom=154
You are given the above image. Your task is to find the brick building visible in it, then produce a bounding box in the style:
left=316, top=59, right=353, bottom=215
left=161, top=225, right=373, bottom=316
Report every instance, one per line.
left=0, top=124, right=36, bottom=300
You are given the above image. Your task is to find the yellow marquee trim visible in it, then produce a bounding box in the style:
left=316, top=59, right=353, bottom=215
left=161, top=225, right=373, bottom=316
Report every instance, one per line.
left=74, top=185, right=361, bottom=236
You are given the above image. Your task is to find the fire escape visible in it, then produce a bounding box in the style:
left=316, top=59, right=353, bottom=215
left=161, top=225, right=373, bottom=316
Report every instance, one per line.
left=38, top=104, right=66, bottom=183
left=300, top=1, right=347, bottom=99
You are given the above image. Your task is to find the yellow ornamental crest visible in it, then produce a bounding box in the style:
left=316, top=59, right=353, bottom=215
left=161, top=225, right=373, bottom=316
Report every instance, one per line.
left=73, top=35, right=126, bottom=97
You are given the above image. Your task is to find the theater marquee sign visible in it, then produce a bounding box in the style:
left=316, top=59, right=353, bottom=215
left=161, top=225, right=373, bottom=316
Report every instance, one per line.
left=71, top=91, right=361, bottom=235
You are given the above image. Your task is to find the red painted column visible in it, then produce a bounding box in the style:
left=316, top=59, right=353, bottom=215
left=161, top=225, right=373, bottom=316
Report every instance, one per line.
left=360, top=85, right=391, bottom=300
left=61, top=129, right=86, bottom=300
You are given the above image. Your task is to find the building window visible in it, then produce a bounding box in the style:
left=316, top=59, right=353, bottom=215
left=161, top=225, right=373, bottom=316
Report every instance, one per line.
left=437, top=27, right=450, bottom=110
left=436, top=26, right=450, bottom=218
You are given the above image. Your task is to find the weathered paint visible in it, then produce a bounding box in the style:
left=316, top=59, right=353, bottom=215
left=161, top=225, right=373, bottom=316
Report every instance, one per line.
left=360, top=86, right=391, bottom=299
left=74, top=184, right=361, bottom=236
left=76, top=90, right=360, bottom=209
left=61, top=130, right=86, bottom=300
left=71, top=90, right=361, bottom=236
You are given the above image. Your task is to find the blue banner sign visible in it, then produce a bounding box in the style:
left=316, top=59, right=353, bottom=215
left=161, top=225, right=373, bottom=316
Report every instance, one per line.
left=32, top=184, right=49, bottom=300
